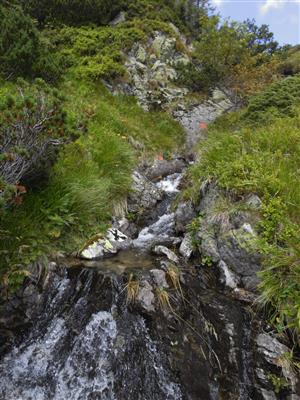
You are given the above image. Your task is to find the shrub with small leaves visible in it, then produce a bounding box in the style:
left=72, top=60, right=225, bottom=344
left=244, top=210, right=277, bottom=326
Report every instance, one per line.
left=0, top=79, right=69, bottom=209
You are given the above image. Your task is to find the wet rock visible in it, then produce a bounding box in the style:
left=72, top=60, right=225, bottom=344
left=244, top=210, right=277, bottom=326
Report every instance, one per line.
left=136, top=280, right=155, bottom=313
left=106, top=228, right=131, bottom=251
left=150, top=269, right=169, bottom=288
left=260, top=388, right=277, bottom=400
left=144, top=159, right=186, bottom=181
left=257, top=333, right=300, bottom=398
left=153, top=245, right=179, bottom=264
left=196, top=184, right=262, bottom=291
left=80, top=229, right=130, bottom=260
left=218, top=260, right=239, bottom=289
left=80, top=237, right=118, bottom=259
left=174, top=200, right=196, bottom=233
left=179, top=232, right=193, bottom=259
left=113, top=217, right=138, bottom=238
left=232, top=288, right=258, bottom=303
left=128, top=171, right=163, bottom=213
left=256, top=333, right=290, bottom=365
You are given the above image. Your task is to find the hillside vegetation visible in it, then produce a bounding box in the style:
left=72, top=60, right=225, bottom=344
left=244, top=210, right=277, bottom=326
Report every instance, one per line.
left=187, top=76, right=300, bottom=332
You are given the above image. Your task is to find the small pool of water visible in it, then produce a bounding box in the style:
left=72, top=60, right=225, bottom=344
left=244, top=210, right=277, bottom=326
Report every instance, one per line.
left=65, top=249, right=158, bottom=275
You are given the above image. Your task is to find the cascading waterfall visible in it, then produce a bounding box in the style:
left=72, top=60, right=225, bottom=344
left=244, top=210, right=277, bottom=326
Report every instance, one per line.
left=0, top=172, right=295, bottom=400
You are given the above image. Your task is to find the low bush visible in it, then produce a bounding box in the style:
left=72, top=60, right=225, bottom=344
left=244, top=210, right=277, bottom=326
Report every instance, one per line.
left=0, top=3, right=62, bottom=82
left=0, top=79, right=70, bottom=211
left=244, top=76, right=300, bottom=123
left=47, top=25, right=145, bottom=82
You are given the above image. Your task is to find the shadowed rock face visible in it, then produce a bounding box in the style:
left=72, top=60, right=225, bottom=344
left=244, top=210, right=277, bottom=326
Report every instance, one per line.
left=0, top=263, right=296, bottom=400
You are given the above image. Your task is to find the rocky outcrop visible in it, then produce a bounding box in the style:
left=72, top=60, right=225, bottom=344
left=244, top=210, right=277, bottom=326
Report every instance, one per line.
left=173, top=89, right=234, bottom=149
left=194, top=183, right=262, bottom=291
left=128, top=171, right=163, bottom=214
left=120, top=31, right=190, bottom=110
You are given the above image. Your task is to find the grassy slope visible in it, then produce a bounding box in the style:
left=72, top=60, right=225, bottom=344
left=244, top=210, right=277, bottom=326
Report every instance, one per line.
left=186, top=76, right=300, bottom=333
left=0, top=77, right=184, bottom=289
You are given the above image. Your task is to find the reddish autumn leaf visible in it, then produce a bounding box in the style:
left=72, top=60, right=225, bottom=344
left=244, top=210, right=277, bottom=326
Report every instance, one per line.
left=15, top=184, right=27, bottom=195
left=157, top=154, right=164, bottom=161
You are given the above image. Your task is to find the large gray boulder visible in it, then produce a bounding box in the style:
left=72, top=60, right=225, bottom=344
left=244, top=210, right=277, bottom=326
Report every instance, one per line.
left=174, top=200, right=196, bottom=233
left=195, top=183, right=262, bottom=291
left=128, top=171, right=163, bottom=213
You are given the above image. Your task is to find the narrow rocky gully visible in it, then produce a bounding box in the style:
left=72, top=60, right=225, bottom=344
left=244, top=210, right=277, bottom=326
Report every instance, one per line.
left=0, top=92, right=298, bottom=400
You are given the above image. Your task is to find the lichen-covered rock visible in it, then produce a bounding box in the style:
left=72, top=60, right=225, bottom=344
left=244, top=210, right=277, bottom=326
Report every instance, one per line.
left=150, top=269, right=169, bottom=288
left=173, top=89, right=234, bottom=149
left=128, top=171, right=163, bottom=213
left=118, top=31, right=191, bottom=110
left=136, top=280, right=155, bottom=313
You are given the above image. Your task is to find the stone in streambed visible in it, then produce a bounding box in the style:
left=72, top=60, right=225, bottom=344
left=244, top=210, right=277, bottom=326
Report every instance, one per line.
left=136, top=280, right=155, bottom=313
left=150, top=269, right=169, bottom=289
left=128, top=171, right=163, bottom=213
left=153, top=245, right=179, bottom=264
left=174, top=201, right=196, bottom=233
left=80, top=229, right=130, bottom=260
left=179, top=232, right=193, bottom=259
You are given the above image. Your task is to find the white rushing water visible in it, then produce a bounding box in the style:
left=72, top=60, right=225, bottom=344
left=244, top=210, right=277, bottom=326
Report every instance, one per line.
left=133, top=212, right=176, bottom=248
left=133, top=172, right=183, bottom=249
left=155, top=173, right=182, bottom=194
left=0, top=312, right=117, bottom=400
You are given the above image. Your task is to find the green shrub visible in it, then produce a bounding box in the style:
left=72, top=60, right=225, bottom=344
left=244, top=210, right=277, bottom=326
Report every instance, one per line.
left=48, top=25, right=145, bottom=81
left=244, top=76, right=300, bottom=123
left=278, top=46, right=300, bottom=76
left=0, top=4, right=40, bottom=78
left=174, top=62, right=213, bottom=92
left=21, top=0, right=124, bottom=26
left=0, top=79, right=70, bottom=210
left=0, top=3, right=63, bottom=81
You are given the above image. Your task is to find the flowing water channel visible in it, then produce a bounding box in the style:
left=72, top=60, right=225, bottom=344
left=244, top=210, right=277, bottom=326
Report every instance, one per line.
left=0, top=172, right=295, bottom=400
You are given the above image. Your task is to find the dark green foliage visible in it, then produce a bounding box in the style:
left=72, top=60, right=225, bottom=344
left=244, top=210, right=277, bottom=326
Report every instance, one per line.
left=21, top=0, right=124, bottom=26
left=242, top=19, right=279, bottom=57
left=0, top=3, right=40, bottom=78
left=174, top=62, right=213, bottom=92
left=0, top=3, right=62, bottom=81
left=244, top=76, right=300, bottom=123
left=278, top=45, right=300, bottom=76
